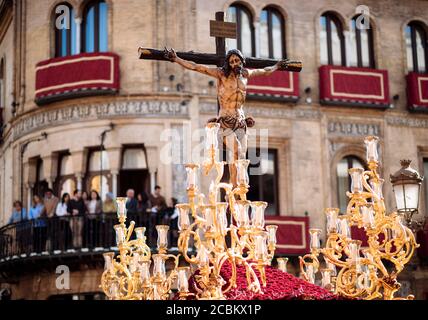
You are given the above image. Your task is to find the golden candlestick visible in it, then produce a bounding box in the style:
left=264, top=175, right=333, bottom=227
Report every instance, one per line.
left=299, top=136, right=419, bottom=300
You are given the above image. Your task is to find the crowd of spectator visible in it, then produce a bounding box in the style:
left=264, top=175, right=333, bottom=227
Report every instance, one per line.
left=4, top=185, right=180, bottom=255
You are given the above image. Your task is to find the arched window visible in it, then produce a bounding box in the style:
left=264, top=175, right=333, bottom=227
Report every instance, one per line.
left=260, top=7, right=285, bottom=59
left=57, top=153, right=76, bottom=197
left=320, top=12, right=345, bottom=66
left=226, top=4, right=255, bottom=57
left=337, top=156, right=365, bottom=213
left=349, top=16, right=374, bottom=68
left=87, top=149, right=110, bottom=199
left=82, top=0, right=108, bottom=53
left=54, top=2, right=77, bottom=57
left=405, top=22, right=427, bottom=73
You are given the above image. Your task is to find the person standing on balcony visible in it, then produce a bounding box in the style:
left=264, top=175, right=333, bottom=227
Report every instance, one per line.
left=85, top=190, right=102, bottom=248
left=137, top=192, right=149, bottom=226
left=8, top=201, right=29, bottom=255
left=28, top=195, right=46, bottom=253
left=43, top=189, right=59, bottom=218
left=101, top=192, right=116, bottom=247
left=68, top=190, right=85, bottom=249
left=125, top=189, right=138, bottom=224
left=9, top=200, right=27, bottom=224
left=43, top=188, right=59, bottom=252
left=55, top=193, right=71, bottom=251
left=149, top=185, right=167, bottom=225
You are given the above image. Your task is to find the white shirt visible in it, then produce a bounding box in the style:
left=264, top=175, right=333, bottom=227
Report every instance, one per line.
left=56, top=202, right=69, bottom=217
left=88, top=200, right=97, bottom=214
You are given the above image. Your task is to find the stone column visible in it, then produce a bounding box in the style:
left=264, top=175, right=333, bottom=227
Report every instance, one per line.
left=111, top=170, right=118, bottom=197
left=42, top=154, right=58, bottom=190
left=75, top=173, right=83, bottom=191
left=254, top=19, right=261, bottom=58
left=75, top=17, right=82, bottom=54
left=26, top=183, right=33, bottom=211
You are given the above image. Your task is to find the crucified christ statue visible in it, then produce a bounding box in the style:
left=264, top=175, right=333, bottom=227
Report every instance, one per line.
left=164, top=47, right=295, bottom=186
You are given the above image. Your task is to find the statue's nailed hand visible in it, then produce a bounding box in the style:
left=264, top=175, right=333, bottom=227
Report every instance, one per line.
left=276, top=59, right=303, bottom=72
left=164, top=47, right=177, bottom=62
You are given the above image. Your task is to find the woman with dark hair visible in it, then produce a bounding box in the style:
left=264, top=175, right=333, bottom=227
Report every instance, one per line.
left=137, top=192, right=149, bottom=226
left=55, top=193, right=71, bottom=251
left=84, top=190, right=102, bottom=248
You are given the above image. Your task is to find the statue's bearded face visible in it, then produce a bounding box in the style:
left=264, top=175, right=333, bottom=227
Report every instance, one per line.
left=228, top=54, right=243, bottom=74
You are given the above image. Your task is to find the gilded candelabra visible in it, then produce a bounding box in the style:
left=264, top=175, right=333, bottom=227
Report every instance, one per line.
left=176, top=123, right=278, bottom=300
left=100, top=197, right=179, bottom=300
left=299, top=136, right=420, bottom=300
left=101, top=123, right=278, bottom=300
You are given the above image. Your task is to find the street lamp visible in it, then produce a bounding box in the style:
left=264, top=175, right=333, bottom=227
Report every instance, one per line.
left=390, top=159, right=424, bottom=230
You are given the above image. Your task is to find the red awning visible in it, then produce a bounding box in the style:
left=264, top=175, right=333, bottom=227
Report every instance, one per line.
left=35, top=52, right=120, bottom=105
left=406, top=72, right=428, bottom=111
left=247, top=70, right=299, bottom=101
left=319, top=65, right=390, bottom=108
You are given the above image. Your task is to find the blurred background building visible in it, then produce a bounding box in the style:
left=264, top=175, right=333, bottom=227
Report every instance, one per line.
left=0, top=0, right=428, bottom=299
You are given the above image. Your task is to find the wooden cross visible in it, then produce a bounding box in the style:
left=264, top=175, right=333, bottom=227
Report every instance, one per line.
left=138, top=11, right=302, bottom=72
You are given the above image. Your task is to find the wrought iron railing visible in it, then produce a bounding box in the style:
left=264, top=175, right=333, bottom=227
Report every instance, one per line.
left=0, top=210, right=179, bottom=261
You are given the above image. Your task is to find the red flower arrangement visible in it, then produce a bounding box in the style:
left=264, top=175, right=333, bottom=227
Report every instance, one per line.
left=179, top=261, right=348, bottom=300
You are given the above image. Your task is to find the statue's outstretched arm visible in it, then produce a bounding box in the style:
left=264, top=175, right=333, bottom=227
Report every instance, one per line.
left=164, top=47, right=220, bottom=78
left=247, top=59, right=302, bottom=78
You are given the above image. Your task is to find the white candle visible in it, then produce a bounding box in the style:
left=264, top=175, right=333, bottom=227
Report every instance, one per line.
left=156, top=225, right=169, bottom=250
left=177, top=204, right=190, bottom=231
left=114, top=224, right=126, bottom=245
left=177, top=267, right=190, bottom=292
left=325, top=208, right=339, bottom=233
left=266, top=225, right=278, bottom=246
left=349, top=168, right=364, bottom=194
left=135, top=227, right=146, bottom=240
left=251, top=201, right=267, bottom=228
left=254, top=235, right=268, bottom=261
left=153, top=255, right=166, bottom=279
left=364, top=136, right=379, bottom=162
left=115, top=197, right=127, bottom=219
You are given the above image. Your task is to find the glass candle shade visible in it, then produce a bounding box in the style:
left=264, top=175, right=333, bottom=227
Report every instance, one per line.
left=176, top=204, right=191, bottom=231
left=349, top=168, right=364, bottom=194
left=325, top=208, right=339, bottom=233
left=197, top=245, right=210, bottom=266
left=370, top=178, right=384, bottom=199
left=205, top=122, right=220, bottom=151
left=235, top=159, right=250, bottom=186
left=251, top=201, right=267, bottom=228
left=114, top=224, right=126, bottom=245
left=277, top=257, right=288, bottom=273
left=202, top=205, right=216, bottom=232
left=235, top=200, right=250, bottom=228
left=348, top=240, right=361, bottom=263
left=266, top=225, right=278, bottom=246
left=116, top=197, right=128, bottom=220
left=185, top=164, right=199, bottom=190
left=216, top=203, right=229, bottom=235
left=103, top=252, right=115, bottom=272
left=152, top=254, right=166, bottom=279
left=306, top=264, right=315, bottom=284
left=362, top=248, right=374, bottom=263
left=321, top=269, right=332, bottom=288
left=326, top=261, right=337, bottom=276
left=364, top=136, right=379, bottom=163
left=309, top=229, right=322, bottom=250
left=110, top=282, right=119, bottom=299
left=361, top=205, right=375, bottom=229
left=338, top=216, right=351, bottom=238
left=177, top=267, right=190, bottom=292
left=129, top=253, right=140, bottom=273
left=254, top=234, right=268, bottom=261
left=156, top=225, right=169, bottom=250
left=139, top=261, right=151, bottom=283
left=134, top=227, right=146, bottom=240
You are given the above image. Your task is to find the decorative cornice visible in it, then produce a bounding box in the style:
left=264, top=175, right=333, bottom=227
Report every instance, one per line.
left=386, top=116, right=428, bottom=129
left=12, top=100, right=189, bottom=140
left=199, top=103, right=321, bottom=121
left=327, top=121, right=381, bottom=137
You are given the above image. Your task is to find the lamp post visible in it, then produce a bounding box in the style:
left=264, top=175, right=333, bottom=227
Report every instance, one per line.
left=390, top=159, right=424, bottom=231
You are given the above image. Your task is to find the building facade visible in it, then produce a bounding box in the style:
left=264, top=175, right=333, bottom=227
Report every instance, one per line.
left=1, top=0, right=428, bottom=299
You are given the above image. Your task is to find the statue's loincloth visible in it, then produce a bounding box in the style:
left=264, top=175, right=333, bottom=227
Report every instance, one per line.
left=207, top=115, right=255, bottom=134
